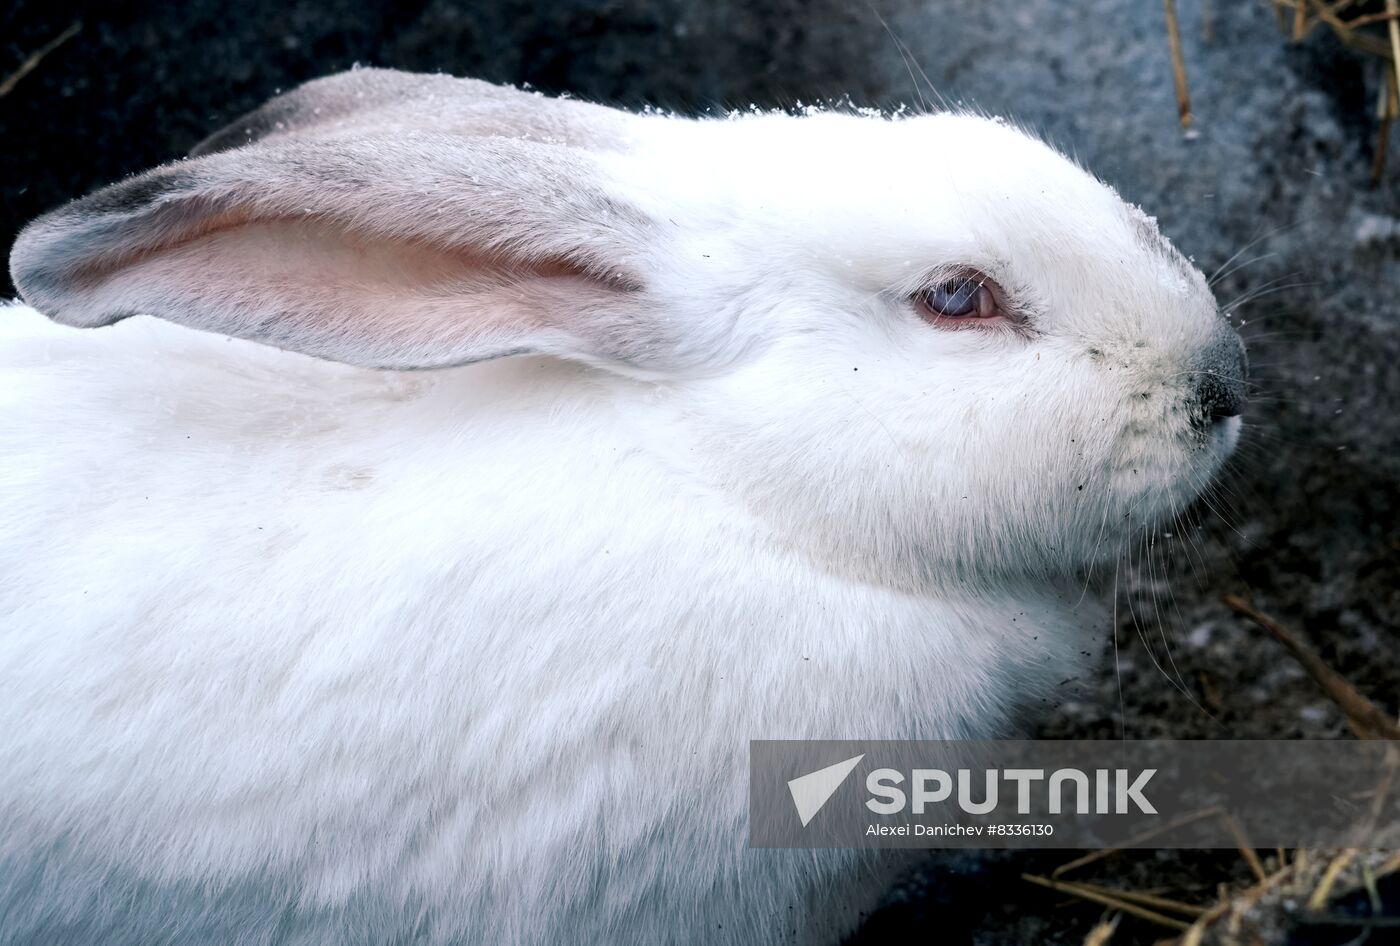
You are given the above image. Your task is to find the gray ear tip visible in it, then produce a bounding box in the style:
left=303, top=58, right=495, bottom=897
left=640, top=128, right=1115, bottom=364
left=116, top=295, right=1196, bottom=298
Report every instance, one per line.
left=9, top=219, right=61, bottom=307
left=9, top=216, right=111, bottom=328
left=9, top=160, right=192, bottom=317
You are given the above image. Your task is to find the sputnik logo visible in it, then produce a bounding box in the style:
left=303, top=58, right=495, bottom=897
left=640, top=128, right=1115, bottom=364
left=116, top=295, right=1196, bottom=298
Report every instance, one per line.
left=787, top=754, right=864, bottom=827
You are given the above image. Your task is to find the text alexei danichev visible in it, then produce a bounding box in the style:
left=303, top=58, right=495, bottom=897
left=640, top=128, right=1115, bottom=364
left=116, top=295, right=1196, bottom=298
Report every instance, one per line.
left=866, top=823, right=984, bottom=837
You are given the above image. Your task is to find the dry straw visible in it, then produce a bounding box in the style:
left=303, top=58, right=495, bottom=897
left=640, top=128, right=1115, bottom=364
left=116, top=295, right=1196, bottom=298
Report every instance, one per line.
left=1164, top=0, right=1400, bottom=180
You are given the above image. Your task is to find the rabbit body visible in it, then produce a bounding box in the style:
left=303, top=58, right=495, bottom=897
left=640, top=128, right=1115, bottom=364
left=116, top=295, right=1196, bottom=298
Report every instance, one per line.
left=0, top=302, right=1074, bottom=945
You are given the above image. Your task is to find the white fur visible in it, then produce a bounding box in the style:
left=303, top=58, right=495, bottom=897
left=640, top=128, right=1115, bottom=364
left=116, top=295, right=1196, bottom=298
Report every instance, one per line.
left=0, top=78, right=1240, bottom=946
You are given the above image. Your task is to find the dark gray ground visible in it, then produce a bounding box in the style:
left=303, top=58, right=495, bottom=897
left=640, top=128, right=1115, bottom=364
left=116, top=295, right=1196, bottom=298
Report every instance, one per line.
left=3, top=1, right=1397, bottom=943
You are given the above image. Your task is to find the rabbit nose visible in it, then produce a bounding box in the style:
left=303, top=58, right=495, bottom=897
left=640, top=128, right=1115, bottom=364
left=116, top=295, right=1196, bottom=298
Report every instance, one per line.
left=1194, top=328, right=1248, bottom=423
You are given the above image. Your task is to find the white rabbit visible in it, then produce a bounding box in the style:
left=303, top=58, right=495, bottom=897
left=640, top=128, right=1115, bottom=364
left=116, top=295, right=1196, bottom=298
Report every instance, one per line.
left=0, top=69, right=1245, bottom=945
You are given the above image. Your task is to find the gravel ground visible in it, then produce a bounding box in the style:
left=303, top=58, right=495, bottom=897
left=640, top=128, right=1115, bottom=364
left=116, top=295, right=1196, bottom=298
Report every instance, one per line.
left=3, top=1, right=1397, bottom=943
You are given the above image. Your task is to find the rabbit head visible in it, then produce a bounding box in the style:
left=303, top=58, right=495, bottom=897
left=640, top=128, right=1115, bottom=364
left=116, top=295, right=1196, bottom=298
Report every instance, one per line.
left=9, top=69, right=1244, bottom=593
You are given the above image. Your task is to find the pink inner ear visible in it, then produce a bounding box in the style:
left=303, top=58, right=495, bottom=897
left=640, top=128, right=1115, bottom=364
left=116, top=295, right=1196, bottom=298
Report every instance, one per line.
left=67, top=217, right=636, bottom=370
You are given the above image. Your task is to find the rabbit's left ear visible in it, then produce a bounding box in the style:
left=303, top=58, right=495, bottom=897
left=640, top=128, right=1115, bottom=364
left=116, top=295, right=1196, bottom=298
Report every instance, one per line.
left=9, top=95, right=683, bottom=371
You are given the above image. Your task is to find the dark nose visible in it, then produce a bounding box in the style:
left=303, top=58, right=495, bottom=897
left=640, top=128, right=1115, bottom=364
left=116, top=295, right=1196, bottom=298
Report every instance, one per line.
left=1195, top=329, right=1248, bottom=422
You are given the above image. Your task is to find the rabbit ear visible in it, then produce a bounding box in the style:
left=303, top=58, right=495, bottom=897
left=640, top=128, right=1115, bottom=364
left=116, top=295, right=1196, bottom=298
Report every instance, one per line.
left=192, top=68, right=628, bottom=157
left=9, top=81, right=671, bottom=371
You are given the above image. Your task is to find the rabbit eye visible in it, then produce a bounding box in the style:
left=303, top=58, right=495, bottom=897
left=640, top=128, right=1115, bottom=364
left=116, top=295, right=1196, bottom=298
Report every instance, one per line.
left=916, top=274, right=1002, bottom=324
